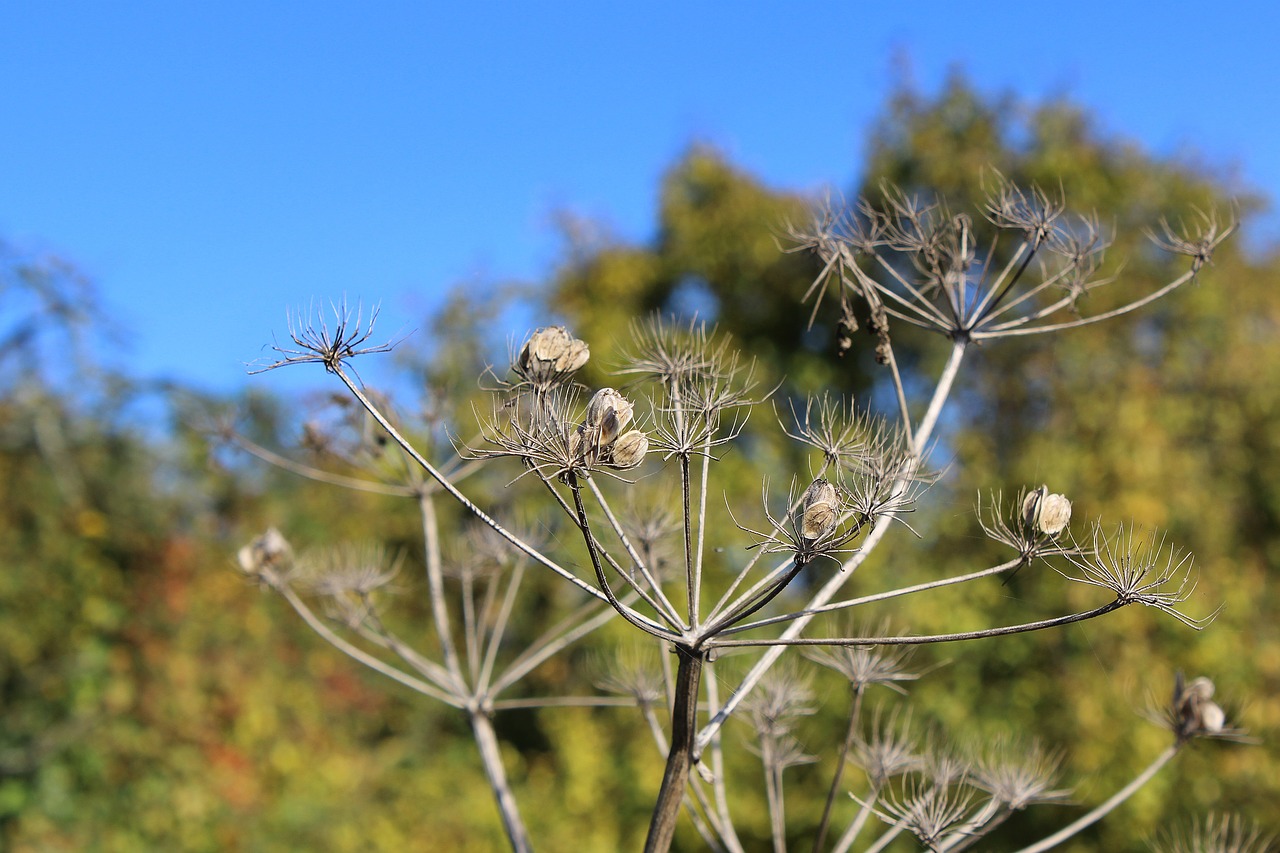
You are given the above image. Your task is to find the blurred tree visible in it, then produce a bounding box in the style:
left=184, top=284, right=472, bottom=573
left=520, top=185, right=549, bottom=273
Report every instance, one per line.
left=5, top=69, right=1277, bottom=852
left=536, top=73, right=1279, bottom=848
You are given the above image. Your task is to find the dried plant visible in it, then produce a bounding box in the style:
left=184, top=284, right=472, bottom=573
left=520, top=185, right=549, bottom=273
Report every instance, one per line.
left=231, top=178, right=1253, bottom=851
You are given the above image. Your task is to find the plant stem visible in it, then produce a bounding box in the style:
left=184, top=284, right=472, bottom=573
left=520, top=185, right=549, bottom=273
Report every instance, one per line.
left=644, top=648, right=706, bottom=853
left=812, top=684, right=864, bottom=853
left=470, top=708, right=533, bottom=853
left=1013, top=744, right=1179, bottom=853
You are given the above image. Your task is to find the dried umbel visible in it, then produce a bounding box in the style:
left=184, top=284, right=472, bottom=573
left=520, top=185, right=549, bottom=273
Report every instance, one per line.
left=796, top=477, right=841, bottom=542
left=237, top=527, right=293, bottom=577
left=515, top=326, right=590, bottom=385
left=1022, top=485, right=1072, bottom=537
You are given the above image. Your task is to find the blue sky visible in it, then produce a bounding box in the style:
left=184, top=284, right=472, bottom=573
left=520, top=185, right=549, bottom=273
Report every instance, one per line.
left=2, top=2, right=1276, bottom=396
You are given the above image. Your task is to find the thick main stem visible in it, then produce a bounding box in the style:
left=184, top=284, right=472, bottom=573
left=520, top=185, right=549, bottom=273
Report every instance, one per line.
left=644, top=648, right=706, bottom=853
left=470, top=709, right=533, bottom=853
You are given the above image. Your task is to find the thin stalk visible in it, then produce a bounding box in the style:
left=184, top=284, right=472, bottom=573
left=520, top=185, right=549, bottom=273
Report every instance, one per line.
left=761, top=737, right=786, bottom=853
left=542, top=473, right=682, bottom=631
left=274, top=582, right=462, bottom=707
left=331, top=366, right=613, bottom=606
left=229, top=432, right=417, bottom=496
left=567, top=472, right=679, bottom=640
left=881, top=342, right=914, bottom=447
left=691, top=434, right=714, bottom=631
left=586, top=476, right=683, bottom=627
left=644, top=648, right=706, bottom=853
left=702, top=560, right=808, bottom=638
left=702, top=666, right=745, bottom=853
left=831, top=787, right=879, bottom=853
left=470, top=709, right=533, bottom=853
left=812, top=684, right=865, bottom=853
left=970, top=236, right=1039, bottom=325
left=357, top=605, right=462, bottom=692
left=419, top=493, right=466, bottom=684
left=490, top=598, right=627, bottom=695
left=490, top=696, right=637, bottom=710
left=681, top=453, right=696, bottom=624
left=973, top=268, right=1197, bottom=339
left=863, top=822, right=904, bottom=853
left=477, top=562, right=525, bottom=693
left=709, top=600, right=1123, bottom=649
left=721, top=557, right=1024, bottom=636
left=461, top=562, right=481, bottom=683
left=695, top=342, right=967, bottom=756
left=1013, top=744, right=1179, bottom=853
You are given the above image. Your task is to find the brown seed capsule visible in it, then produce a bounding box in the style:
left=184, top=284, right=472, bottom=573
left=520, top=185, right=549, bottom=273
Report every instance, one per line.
left=607, top=429, right=649, bottom=469
left=797, top=478, right=840, bottom=541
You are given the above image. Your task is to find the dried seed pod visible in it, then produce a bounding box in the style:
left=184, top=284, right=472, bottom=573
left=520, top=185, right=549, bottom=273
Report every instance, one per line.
left=1037, top=493, right=1072, bottom=536
left=607, top=429, right=649, bottom=469
left=516, top=326, right=589, bottom=384
left=556, top=338, right=590, bottom=373
left=1199, top=701, right=1226, bottom=734
left=237, top=527, right=292, bottom=576
left=585, top=387, right=634, bottom=446
left=1175, top=675, right=1226, bottom=736
left=797, top=477, right=840, bottom=541
left=1021, top=486, right=1048, bottom=529
left=1021, top=485, right=1071, bottom=537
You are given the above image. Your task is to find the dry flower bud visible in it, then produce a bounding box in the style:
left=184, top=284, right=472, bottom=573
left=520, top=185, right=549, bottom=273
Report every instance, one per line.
left=1199, top=701, right=1226, bottom=734
left=1184, top=676, right=1215, bottom=702
left=1021, top=486, right=1046, bottom=528
left=585, top=387, right=634, bottom=445
left=517, top=326, right=589, bottom=383
left=237, top=527, right=292, bottom=575
left=1037, top=493, right=1072, bottom=536
left=797, top=477, right=840, bottom=541
left=556, top=338, right=590, bottom=373
left=607, top=429, right=649, bottom=469
left=1022, top=485, right=1071, bottom=537
left=1175, top=675, right=1228, bottom=737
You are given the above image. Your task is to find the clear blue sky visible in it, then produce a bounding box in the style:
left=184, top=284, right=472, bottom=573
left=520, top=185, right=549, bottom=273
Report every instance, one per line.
left=2, top=2, right=1276, bottom=395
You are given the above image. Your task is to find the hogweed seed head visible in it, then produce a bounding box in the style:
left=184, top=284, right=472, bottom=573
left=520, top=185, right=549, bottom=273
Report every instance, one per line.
left=796, top=477, right=840, bottom=541
left=515, top=326, right=590, bottom=385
